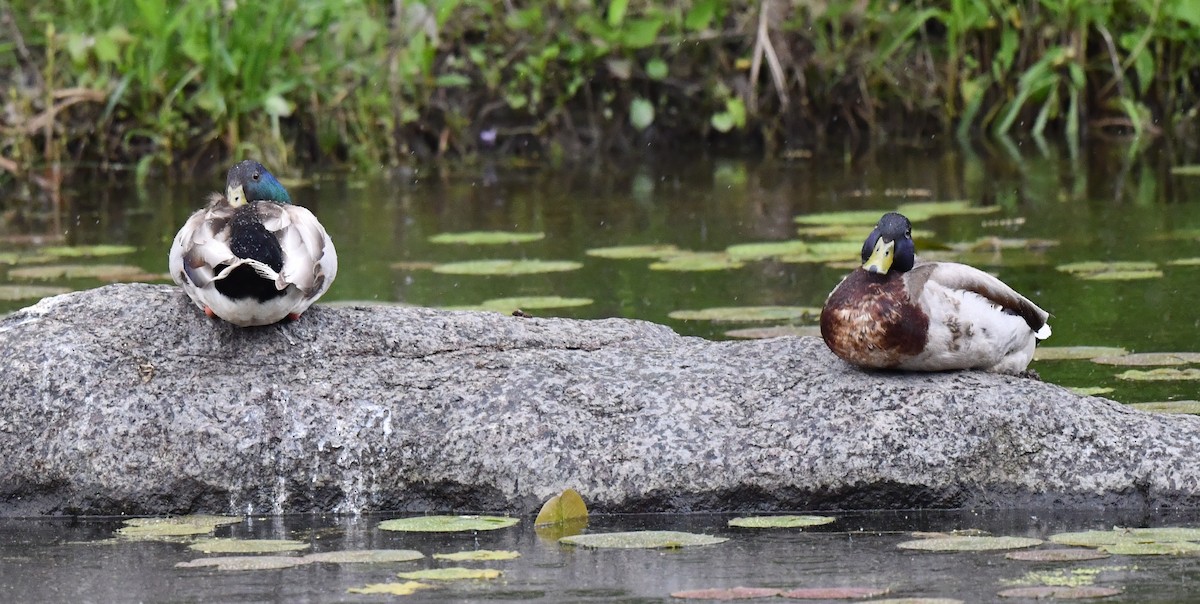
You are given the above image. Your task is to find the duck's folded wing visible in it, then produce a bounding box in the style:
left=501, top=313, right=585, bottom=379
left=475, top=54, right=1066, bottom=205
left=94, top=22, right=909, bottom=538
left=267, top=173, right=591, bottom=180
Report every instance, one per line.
left=262, top=204, right=336, bottom=296
left=906, top=262, right=1051, bottom=338
left=171, top=209, right=238, bottom=288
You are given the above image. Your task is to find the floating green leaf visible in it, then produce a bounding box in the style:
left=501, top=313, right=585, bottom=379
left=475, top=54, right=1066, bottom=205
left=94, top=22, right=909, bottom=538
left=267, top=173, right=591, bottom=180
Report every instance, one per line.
left=0, top=285, right=72, bottom=301
left=117, top=515, right=242, bottom=539
left=303, top=549, right=424, bottom=564
left=432, top=260, right=582, bottom=276
left=1129, top=400, right=1200, bottom=414
left=997, top=586, right=1121, bottom=599
left=1050, top=527, right=1200, bottom=547
left=0, top=253, right=53, bottom=265
left=896, top=536, right=1042, bottom=552
left=188, top=538, right=310, bottom=553
left=796, top=224, right=871, bottom=239
left=1056, top=261, right=1161, bottom=280
left=1034, top=347, right=1129, bottom=361
left=428, top=231, right=545, bottom=245
left=1092, top=352, right=1200, bottom=366
left=794, top=210, right=888, bottom=226
left=725, top=325, right=822, bottom=339
left=378, top=515, right=519, bottom=533
left=1116, top=368, right=1200, bottom=381
left=396, top=567, right=502, bottom=580
left=896, top=200, right=999, bottom=220
left=433, top=550, right=521, bottom=562
left=671, top=587, right=781, bottom=599
left=534, top=488, right=589, bottom=527
left=725, top=240, right=809, bottom=260
left=478, top=296, right=592, bottom=312
left=1170, top=165, right=1200, bottom=175
left=585, top=244, right=680, bottom=259
left=176, top=556, right=307, bottom=571
left=347, top=581, right=434, bottom=595
left=1005, top=549, right=1111, bottom=562
left=668, top=306, right=820, bottom=323
left=560, top=530, right=727, bottom=549
left=1079, top=270, right=1163, bottom=281
left=728, top=515, right=835, bottom=529
left=9, top=264, right=157, bottom=281
left=649, top=252, right=744, bottom=272
left=1168, top=257, right=1200, bottom=266
left=779, top=587, right=889, bottom=599
left=1102, top=541, right=1200, bottom=555
left=389, top=260, right=439, bottom=271
left=1068, top=387, right=1115, bottom=396
left=40, top=244, right=137, bottom=257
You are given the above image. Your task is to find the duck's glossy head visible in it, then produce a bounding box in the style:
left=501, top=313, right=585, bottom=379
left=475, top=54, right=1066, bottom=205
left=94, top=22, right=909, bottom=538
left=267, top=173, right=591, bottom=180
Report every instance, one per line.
left=861, top=212, right=915, bottom=275
left=226, top=160, right=291, bottom=207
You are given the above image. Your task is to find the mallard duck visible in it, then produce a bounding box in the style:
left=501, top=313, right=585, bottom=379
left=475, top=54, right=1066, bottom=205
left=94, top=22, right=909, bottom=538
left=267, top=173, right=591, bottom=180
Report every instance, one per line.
left=168, top=160, right=337, bottom=327
left=820, top=212, right=1050, bottom=373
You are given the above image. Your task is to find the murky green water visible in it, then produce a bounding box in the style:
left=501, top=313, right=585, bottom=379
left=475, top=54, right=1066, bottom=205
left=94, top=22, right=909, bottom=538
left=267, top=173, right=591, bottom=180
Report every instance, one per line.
left=5, top=144, right=1200, bottom=600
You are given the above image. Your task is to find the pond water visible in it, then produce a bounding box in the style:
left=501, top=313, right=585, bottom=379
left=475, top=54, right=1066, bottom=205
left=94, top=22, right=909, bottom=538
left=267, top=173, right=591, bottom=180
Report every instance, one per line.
left=4, top=142, right=1200, bottom=600
left=4, top=509, right=1200, bottom=602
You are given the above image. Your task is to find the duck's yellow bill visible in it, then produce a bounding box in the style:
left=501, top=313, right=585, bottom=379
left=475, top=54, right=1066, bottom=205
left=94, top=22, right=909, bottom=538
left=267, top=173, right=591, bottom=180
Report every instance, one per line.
left=227, top=184, right=247, bottom=207
left=863, top=238, right=894, bottom=274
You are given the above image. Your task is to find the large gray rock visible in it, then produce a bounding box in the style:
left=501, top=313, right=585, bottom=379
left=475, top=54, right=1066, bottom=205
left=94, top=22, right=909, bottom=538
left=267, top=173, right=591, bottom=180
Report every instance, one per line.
left=0, top=283, right=1196, bottom=516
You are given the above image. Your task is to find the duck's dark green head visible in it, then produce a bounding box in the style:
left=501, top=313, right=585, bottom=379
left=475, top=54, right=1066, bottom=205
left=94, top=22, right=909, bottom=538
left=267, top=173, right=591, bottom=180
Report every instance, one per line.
left=861, top=212, right=915, bottom=274
left=226, top=160, right=291, bottom=207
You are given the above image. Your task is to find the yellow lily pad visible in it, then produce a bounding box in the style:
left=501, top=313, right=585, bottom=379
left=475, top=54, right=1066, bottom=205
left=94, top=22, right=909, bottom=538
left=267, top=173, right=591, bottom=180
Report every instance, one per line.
left=175, top=556, right=307, bottom=571
left=649, top=252, right=745, bottom=272
left=728, top=515, right=835, bottom=529
left=1092, top=352, right=1200, bottom=366
left=725, top=240, right=809, bottom=260
left=1116, top=368, right=1200, bottom=381
left=0, top=285, right=72, bottom=301
left=188, top=538, right=310, bottom=553
left=396, top=567, right=502, bottom=580
left=378, top=515, right=519, bottom=532
left=432, top=260, right=582, bottom=275
left=303, top=549, right=424, bottom=564
left=347, top=581, right=435, bottom=595
left=1068, top=387, right=1115, bottom=396
left=668, top=306, right=820, bottom=323
left=428, top=231, right=545, bottom=245
left=478, top=296, right=592, bottom=312
left=433, top=550, right=521, bottom=562
left=534, top=488, right=589, bottom=527
left=586, top=244, right=681, bottom=259
left=1128, top=400, right=1200, bottom=414
left=1034, top=346, right=1129, bottom=361
left=896, top=536, right=1042, bottom=551
left=560, top=530, right=727, bottom=549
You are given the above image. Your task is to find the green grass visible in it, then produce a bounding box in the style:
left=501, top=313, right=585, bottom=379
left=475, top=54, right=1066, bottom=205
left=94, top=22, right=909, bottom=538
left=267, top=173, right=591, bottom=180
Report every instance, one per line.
left=3, top=0, right=1200, bottom=182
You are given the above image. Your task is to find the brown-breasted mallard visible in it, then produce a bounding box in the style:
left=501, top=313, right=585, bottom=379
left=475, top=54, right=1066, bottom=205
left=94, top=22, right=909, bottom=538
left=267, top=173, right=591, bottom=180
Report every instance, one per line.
left=820, top=212, right=1050, bottom=373
left=168, top=160, right=337, bottom=326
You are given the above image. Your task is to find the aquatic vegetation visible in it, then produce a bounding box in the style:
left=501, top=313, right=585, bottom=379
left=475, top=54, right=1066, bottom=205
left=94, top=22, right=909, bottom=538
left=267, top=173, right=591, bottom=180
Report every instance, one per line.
left=116, top=514, right=242, bottom=539
left=1116, top=368, right=1200, bottom=381
left=996, top=586, right=1121, bottom=599
left=303, top=549, right=425, bottom=564
left=779, top=587, right=889, bottom=599
left=1056, top=261, right=1162, bottom=280
left=188, top=538, right=310, bottom=553
left=585, top=244, right=681, bottom=259
left=1004, top=548, right=1110, bottom=562
left=39, top=245, right=137, bottom=257
left=432, top=260, right=583, bottom=275
left=1129, top=401, right=1200, bottom=415
left=724, top=240, right=809, bottom=261
left=896, top=536, right=1042, bottom=552
left=378, top=515, right=519, bottom=532
left=670, top=587, right=781, bottom=599
left=1034, top=346, right=1129, bottom=361
left=1067, top=387, right=1115, bottom=397
left=433, top=550, right=521, bottom=562
left=1050, top=527, right=1200, bottom=554
left=727, top=515, right=835, bottom=529
left=560, top=530, right=727, bottom=549
left=477, top=296, right=592, bottom=313
left=534, top=488, right=588, bottom=527
left=176, top=555, right=307, bottom=571
left=648, top=252, right=745, bottom=272
left=428, top=231, right=545, bottom=245
left=0, top=285, right=72, bottom=301
left=8, top=264, right=155, bottom=281
left=347, top=581, right=435, bottom=595
left=1091, top=352, right=1200, bottom=366
left=668, top=306, right=819, bottom=323
left=396, top=567, right=502, bottom=580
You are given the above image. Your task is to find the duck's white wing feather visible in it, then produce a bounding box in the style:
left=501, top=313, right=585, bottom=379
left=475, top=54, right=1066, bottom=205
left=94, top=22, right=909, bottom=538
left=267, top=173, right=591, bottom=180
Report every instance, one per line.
left=170, top=206, right=240, bottom=288
left=255, top=203, right=337, bottom=297
left=906, top=261, right=1051, bottom=338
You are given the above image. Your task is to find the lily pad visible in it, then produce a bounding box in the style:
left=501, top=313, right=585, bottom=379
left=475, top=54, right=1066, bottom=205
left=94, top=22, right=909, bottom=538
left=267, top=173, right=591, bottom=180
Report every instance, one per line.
left=1068, top=387, right=1115, bottom=396
left=794, top=210, right=892, bottom=226
left=796, top=224, right=871, bottom=238
left=727, top=515, right=835, bottom=529
left=649, top=252, right=745, bottom=272
left=478, top=296, right=592, bottom=312
left=175, top=556, right=307, bottom=571
left=1101, top=541, right=1200, bottom=555
left=1167, top=257, right=1200, bottom=266
left=378, top=515, right=519, bottom=533
left=0, top=253, right=53, bottom=265
left=725, top=325, right=822, bottom=339
left=396, top=567, right=502, bottom=580
left=433, top=550, right=521, bottom=562
left=1034, top=347, right=1129, bottom=361
left=668, top=306, right=820, bottom=323
left=40, top=244, right=137, bottom=257
left=117, top=515, right=242, bottom=539
left=1170, top=165, right=1200, bottom=175
left=534, top=488, right=588, bottom=527
left=997, top=586, right=1121, bottom=599
left=779, top=587, right=889, bottom=599
left=1129, top=400, right=1200, bottom=414
left=348, top=581, right=435, bottom=595
left=897, top=200, right=999, bottom=219
left=8, top=264, right=155, bottom=281
left=670, top=587, right=781, bottom=600
left=1056, top=261, right=1158, bottom=274
left=188, top=538, right=310, bottom=554
left=303, top=549, right=424, bottom=564
left=428, top=231, right=544, bottom=245
left=431, top=260, right=582, bottom=275
left=1005, top=549, right=1111, bottom=562
left=389, top=260, right=439, bottom=271
left=0, top=285, right=72, bottom=301
left=585, top=244, right=681, bottom=259
left=896, top=536, right=1042, bottom=552
left=1050, top=527, right=1200, bottom=547
left=560, top=530, right=727, bottom=549
left=1116, top=368, right=1200, bottom=381
left=1091, top=352, right=1200, bottom=366
left=1078, top=270, right=1163, bottom=280
left=725, top=240, right=809, bottom=261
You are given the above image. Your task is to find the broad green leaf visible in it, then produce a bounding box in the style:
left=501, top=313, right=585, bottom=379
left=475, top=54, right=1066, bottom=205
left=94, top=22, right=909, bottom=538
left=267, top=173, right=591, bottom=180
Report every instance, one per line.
left=396, top=567, right=502, bottom=580
left=560, top=530, right=726, bottom=549
left=728, top=515, right=835, bottom=529
left=378, top=515, right=518, bottom=532
left=535, top=488, right=589, bottom=527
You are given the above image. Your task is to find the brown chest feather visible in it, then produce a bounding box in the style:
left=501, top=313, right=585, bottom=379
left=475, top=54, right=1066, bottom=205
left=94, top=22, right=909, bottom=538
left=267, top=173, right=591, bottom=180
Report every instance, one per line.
left=820, top=270, right=930, bottom=368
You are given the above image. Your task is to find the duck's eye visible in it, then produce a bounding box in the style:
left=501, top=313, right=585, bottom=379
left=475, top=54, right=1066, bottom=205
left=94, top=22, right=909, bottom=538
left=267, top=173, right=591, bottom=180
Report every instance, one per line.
left=252, top=172, right=260, bottom=181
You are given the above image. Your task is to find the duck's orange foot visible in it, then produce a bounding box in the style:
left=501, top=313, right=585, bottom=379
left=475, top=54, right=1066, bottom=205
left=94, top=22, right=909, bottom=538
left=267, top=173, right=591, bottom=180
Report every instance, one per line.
left=204, top=306, right=215, bottom=318
left=287, top=312, right=302, bottom=322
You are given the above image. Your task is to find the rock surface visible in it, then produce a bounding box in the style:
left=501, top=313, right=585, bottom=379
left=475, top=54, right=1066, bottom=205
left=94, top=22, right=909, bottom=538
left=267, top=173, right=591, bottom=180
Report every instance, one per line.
left=1, top=283, right=1198, bottom=516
